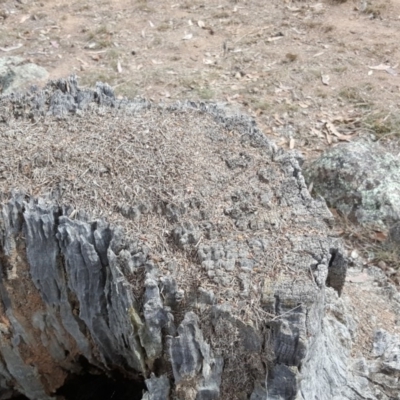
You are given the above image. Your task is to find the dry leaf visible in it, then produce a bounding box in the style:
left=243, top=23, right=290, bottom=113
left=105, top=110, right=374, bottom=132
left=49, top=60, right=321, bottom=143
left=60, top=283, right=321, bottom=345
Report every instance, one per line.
left=310, top=128, right=324, bottom=138
left=76, top=57, right=89, bottom=67
left=274, top=114, right=284, bottom=125
left=226, top=94, right=242, bottom=102
left=183, top=33, right=193, bottom=40
left=289, top=138, right=295, bottom=149
left=279, top=83, right=293, bottom=91
left=117, top=60, right=122, bottom=73
left=311, top=3, right=324, bottom=10
left=368, top=64, right=398, bottom=76
left=20, top=15, right=30, bottom=23
left=151, top=59, right=163, bottom=64
left=277, top=138, right=287, bottom=146
left=149, top=21, right=154, bottom=27
left=332, top=229, right=345, bottom=236
left=329, top=208, right=340, bottom=218
left=373, top=231, right=388, bottom=242
left=325, top=121, right=340, bottom=136
left=286, top=6, right=301, bottom=12
left=325, top=121, right=352, bottom=142
left=325, top=131, right=332, bottom=144
left=198, top=20, right=205, bottom=28
left=369, top=63, right=391, bottom=71
left=321, top=74, right=330, bottom=85
left=331, top=116, right=360, bottom=124
left=0, top=43, right=23, bottom=52
left=267, top=36, right=283, bottom=42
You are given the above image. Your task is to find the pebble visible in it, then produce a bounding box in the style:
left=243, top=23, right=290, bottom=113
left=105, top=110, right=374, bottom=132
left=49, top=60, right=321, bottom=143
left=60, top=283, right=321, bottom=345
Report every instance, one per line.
left=351, top=249, right=359, bottom=259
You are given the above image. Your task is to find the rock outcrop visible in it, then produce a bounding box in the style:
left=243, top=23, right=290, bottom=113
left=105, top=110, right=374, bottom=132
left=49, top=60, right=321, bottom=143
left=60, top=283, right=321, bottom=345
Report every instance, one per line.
left=0, top=77, right=398, bottom=400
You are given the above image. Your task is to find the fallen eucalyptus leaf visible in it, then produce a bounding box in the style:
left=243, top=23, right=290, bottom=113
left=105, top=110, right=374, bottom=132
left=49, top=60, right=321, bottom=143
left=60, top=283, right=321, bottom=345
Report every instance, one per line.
left=368, top=64, right=398, bottom=76
left=183, top=33, right=193, bottom=40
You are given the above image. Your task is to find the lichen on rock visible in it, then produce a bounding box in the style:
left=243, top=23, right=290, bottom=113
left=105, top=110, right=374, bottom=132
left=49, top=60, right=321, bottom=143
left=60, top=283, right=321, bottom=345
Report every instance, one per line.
left=304, top=140, right=400, bottom=230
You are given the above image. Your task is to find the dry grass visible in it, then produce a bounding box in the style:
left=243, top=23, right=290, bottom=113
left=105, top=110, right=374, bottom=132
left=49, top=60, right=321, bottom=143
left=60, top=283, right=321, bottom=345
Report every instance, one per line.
left=362, top=110, right=400, bottom=139
left=331, top=210, right=400, bottom=282
left=195, top=86, right=215, bottom=100
left=338, top=87, right=368, bottom=105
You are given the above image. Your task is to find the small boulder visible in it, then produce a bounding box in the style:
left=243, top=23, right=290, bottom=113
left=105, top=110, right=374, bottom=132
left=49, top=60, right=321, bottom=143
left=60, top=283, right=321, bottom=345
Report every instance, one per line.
left=304, top=141, right=400, bottom=230
left=0, top=56, right=48, bottom=94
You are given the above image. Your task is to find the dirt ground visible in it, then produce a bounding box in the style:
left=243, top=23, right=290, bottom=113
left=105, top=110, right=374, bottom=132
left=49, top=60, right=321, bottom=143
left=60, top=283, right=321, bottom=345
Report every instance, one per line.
left=1, top=0, right=400, bottom=157
left=2, top=0, right=400, bottom=358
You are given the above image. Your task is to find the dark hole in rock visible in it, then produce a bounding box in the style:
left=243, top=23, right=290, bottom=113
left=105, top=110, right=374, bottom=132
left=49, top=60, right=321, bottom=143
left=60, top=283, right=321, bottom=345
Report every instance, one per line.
left=4, top=394, right=29, bottom=400
left=55, top=358, right=145, bottom=400
left=326, top=248, right=347, bottom=296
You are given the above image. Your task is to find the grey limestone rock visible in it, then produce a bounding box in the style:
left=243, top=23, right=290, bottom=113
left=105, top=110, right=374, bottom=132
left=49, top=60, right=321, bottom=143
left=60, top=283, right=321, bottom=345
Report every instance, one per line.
left=169, top=312, right=223, bottom=400
left=143, top=374, right=170, bottom=400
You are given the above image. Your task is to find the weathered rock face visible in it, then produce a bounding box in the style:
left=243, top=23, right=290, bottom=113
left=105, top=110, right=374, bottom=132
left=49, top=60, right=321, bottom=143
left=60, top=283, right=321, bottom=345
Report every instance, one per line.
left=303, top=141, right=400, bottom=230
left=0, top=77, right=397, bottom=400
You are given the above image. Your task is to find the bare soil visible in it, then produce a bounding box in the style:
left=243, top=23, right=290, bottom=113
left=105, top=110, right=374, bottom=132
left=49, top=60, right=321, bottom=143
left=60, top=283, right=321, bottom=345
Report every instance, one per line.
left=1, top=0, right=400, bottom=156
